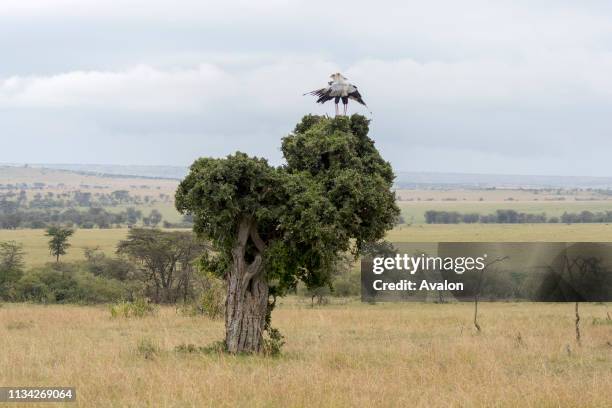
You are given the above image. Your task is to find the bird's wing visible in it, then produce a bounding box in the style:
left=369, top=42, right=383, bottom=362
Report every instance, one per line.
left=303, top=87, right=334, bottom=104
left=347, top=87, right=367, bottom=106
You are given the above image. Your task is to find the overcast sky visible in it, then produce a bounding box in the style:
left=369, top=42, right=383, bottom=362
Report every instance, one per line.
left=2, top=1, right=612, bottom=176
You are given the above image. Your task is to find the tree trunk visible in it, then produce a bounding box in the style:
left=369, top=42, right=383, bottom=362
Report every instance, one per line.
left=225, top=218, right=268, bottom=354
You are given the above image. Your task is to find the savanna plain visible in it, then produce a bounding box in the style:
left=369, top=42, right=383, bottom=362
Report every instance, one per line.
left=1, top=167, right=612, bottom=407
left=1, top=301, right=611, bottom=407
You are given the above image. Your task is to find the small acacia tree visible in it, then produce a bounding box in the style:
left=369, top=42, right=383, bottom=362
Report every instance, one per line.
left=117, top=228, right=208, bottom=303
left=46, top=226, right=74, bottom=262
left=176, top=114, right=399, bottom=354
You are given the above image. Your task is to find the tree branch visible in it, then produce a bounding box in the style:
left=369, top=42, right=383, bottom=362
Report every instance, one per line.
left=242, top=254, right=263, bottom=293
left=249, top=223, right=266, bottom=253
left=236, top=218, right=251, bottom=248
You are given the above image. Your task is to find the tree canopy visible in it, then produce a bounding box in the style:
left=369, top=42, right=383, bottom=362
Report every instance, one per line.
left=117, top=228, right=209, bottom=303
left=176, top=114, right=399, bottom=297
left=45, top=226, right=74, bottom=262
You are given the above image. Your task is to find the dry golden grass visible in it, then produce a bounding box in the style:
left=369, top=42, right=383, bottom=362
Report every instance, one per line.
left=1, top=300, right=611, bottom=407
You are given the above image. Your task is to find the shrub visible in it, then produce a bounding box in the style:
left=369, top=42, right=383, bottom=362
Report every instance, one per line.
left=15, top=263, right=127, bottom=304
left=110, top=298, right=157, bottom=318
left=263, top=327, right=285, bottom=356
left=84, top=248, right=138, bottom=281
left=136, top=337, right=159, bottom=359
left=179, top=273, right=225, bottom=319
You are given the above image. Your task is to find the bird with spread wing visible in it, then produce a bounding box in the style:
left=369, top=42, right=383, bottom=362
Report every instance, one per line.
left=304, top=73, right=368, bottom=116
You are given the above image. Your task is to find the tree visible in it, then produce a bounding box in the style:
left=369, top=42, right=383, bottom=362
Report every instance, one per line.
left=0, top=241, right=25, bottom=299
left=148, top=209, right=162, bottom=227
left=125, top=207, right=142, bottom=225
left=117, top=228, right=208, bottom=303
left=45, top=226, right=74, bottom=262
left=176, top=114, right=399, bottom=353
left=473, top=256, right=508, bottom=332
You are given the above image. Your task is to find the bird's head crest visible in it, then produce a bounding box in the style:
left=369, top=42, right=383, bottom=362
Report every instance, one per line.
left=330, top=72, right=348, bottom=80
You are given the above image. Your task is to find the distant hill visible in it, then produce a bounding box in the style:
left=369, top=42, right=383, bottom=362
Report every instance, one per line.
left=26, top=164, right=188, bottom=180
left=3, top=164, right=612, bottom=189
left=0, top=165, right=179, bottom=195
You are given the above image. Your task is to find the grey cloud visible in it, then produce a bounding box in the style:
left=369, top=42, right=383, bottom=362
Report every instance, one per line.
left=2, top=1, right=612, bottom=176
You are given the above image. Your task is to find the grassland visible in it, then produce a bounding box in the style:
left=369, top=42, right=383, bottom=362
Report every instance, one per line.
left=398, top=200, right=612, bottom=224
left=0, top=229, right=130, bottom=267
left=0, top=300, right=610, bottom=407
left=0, top=166, right=179, bottom=196
left=388, top=223, right=612, bottom=242
left=2, top=169, right=612, bottom=407
left=2, top=224, right=612, bottom=268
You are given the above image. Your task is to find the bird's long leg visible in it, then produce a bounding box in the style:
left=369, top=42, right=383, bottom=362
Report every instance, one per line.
left=343, top=103, right=347, bottom=116
left=335, top=103, right=339, bottom=116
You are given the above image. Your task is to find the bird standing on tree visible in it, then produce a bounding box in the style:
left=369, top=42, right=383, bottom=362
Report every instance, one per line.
left=304, top=73, right=368, bottom=116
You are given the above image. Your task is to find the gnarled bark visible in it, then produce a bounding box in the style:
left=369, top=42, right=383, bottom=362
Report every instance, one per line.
left=225, top=218, right=268, bottom=353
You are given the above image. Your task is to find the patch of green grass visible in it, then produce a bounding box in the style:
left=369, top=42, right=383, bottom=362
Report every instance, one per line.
left=6, top=320, right=34, bottom=330
left=0, top=227, right=190, bottom=267
left=135, top=337, right=160, bottom=360
left=399, top=201, right=612, bottom=224
left=110, top=298, right=157, bottom=318
left=388, top=223, right=612, bottom=242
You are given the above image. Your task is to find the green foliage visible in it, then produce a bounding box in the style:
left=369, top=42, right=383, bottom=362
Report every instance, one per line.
left=328, top=267, right=361, bottom=297
left=136, top=337, right=159, bottom=360
left=5, top=320, right=34, bottom=330
left=176, top=114, right=399, bottom=297
left=174, top=340, right=227, bottom=355
left=45, top=226, right=74, bottom=262
left=15, top=263, right=127, bottom=304
left=592, top=317, right=612, bottom=326
left=176, top=152, right=287, bottom=254
left=110, top=297, right=157, bottom=318
left=262, top=327, right=285, bottom=357
left=1, top=231, right=213, bottom=305
left=84, top=247, right=138, bottom=281
left=179, top=272, right=225, bottom=319
left=0, top=241, right=25, bottom=300
left=117, top=228, right=208, bottom=303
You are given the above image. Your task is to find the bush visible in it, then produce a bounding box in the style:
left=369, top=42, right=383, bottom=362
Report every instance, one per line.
left=263, top=327, right=285, bottom=356
left=136, top=337, right=159, bottom=359
left=0, top=241, right=25, bottom=301
left=332, top=268, right=360, bottom=297
left=15, top=263, right=127, bottom=304
left=179, top=273, right=225, bottom=319
left=110, top=298, right=157, bottom=318
left=84, top=248, right=138, bottom=281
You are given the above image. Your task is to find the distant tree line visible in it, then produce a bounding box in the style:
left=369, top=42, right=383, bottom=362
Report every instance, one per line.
left=424, top=209, right=612, bottom=224
left=0, top=207, right=166, bottom=229
left=0, top=189, right=171, bottom=210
